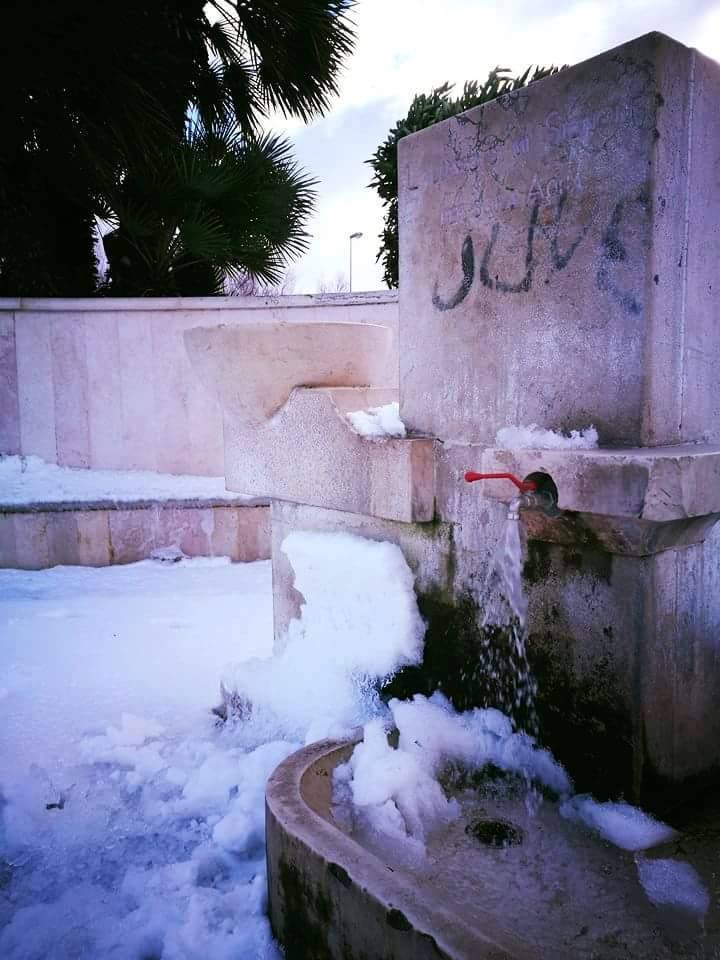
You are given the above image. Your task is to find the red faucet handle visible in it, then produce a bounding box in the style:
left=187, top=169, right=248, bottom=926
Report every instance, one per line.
left=464, top=471, right=537, bottom=492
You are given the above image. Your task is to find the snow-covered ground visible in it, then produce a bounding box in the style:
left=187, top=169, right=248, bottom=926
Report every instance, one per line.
left=0, top=558, right=280, bottom=959
left=0, top=534, right=426, bottom=959
left=1, top=526, right=705, bottom=958
left=0, top=456, right=254, bottom=506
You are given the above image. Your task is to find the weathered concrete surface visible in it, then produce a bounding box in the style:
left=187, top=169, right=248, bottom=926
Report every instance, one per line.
left=525, top=524, right=720, bottom=807
left=184, top=322, right=394, bottom=427
left=266, top=737, right=539, bottom=960
left=224, top=388, right=437, bottom=522
left=0, top=293, right=398, bottom=475
left=399, top=32, right=720, bottom=448
left=0, top=498, right=270, bottom=569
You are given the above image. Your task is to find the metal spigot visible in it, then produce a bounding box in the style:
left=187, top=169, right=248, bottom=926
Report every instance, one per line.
left=507, top=490, right=558, bottom=521
left=464, top=471, right=559, bottom=520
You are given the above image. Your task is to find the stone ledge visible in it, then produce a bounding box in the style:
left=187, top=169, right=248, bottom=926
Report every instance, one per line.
left=0, top=502, right=270, bottom=569
left=266, top=737, right=537, bottom=960
left=0, top=496, right=268, bottom=514
left=481, top=445, right=720, bottom=521
left=0, top=291, right=398, bottom=312
left=224, top=387, right=438, bottom=522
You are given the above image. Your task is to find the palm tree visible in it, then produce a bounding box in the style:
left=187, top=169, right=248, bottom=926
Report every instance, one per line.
left=103, top=124, right=316, bottom=296
left=0, top=1, right=356, bottom=295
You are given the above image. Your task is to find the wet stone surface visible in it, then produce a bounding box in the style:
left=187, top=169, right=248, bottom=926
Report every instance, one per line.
left=465, top=816, right=524, bottom=849
left=339, top=773, right=720, bottom=959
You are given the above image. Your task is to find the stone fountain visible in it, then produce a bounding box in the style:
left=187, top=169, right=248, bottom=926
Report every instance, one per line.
left=187, top=30, right=720, bottom=960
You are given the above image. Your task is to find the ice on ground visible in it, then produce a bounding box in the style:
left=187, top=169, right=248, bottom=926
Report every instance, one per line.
left=636, top=858, right=710, bottom=917
left=347, top=401, right=406, bottom=438
left=221, top=530, right=426, bottom=744
left=560, top=795, right=677, bottom=851
left=337, top=693, right=571, bottom=846
left=0, top=454, right=255, bottom=506
left=495, top=423, right=599, bottom=450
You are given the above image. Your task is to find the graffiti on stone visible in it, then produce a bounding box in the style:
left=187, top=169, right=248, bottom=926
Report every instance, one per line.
left=433, top=188, right=645, bottom=313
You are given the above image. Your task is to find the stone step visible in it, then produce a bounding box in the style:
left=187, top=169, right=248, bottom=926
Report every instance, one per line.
left=0, top=497, right=270, bottom=569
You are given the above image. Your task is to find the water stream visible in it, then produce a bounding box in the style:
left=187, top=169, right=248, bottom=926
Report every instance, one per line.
left=478, top=514, right=538, bottom=739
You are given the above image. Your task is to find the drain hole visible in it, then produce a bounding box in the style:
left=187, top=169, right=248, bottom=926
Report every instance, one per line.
left=465, top=818, right=523, bottom=848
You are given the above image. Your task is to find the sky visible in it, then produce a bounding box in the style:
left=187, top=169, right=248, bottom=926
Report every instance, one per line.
left=270, top=0, right=720, bottom=294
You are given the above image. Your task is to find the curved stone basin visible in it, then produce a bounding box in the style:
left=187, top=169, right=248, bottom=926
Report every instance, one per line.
left=184, top=322, right=393, bottom=426
left=266, top=738, right=718, bottom=960
left=265, top=738, right=537, bottom=960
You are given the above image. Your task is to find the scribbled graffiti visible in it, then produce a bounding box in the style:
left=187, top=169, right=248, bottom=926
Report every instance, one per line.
left=432, top=236, right=474, bottom=311
left=479, top=201, right=539, bottom=293
left=595, top=191, right=650, bottom=317
left=433, top=187, right=646, bottom=315
left=545, top=190, right=589, bottom=270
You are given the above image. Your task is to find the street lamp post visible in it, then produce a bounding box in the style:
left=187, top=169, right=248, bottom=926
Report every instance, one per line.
left=349, top=231, right=363, bottom=291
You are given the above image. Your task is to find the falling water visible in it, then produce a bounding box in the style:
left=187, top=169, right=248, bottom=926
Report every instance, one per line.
left=478, top=513, right=538, bottom=739
left=476, top=513, right=543, bottom=812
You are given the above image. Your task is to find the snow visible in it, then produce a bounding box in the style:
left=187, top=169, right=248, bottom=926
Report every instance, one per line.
left=347, top=401, right=406, bottom=438
left=635, top=857, right=710, bottom=917
left=495, top=423, right=599, bottom=450
left=0, top=557, right=280, bottom=959
left=339, top=696, right=681, bottom=864
left=0, top=455, right=254, bottom=507
left=0, top=529, right=426, bottom=958
left=1, top=520, right=691, bottom=954
left=337, top=692, right=571, bottom=848
left=221, top=530, right=426, bottom=744
left=560, top=795, right=677, bottom=851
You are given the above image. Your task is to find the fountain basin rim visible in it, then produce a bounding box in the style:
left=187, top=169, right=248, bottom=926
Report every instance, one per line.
left=265, top=735, right=551, bottom=960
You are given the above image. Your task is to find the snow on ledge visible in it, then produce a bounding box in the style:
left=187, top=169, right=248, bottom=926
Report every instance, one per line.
left=347, top=401, right=407, bottom=439
left=495, top=423, right=599, bottom=450
left=0, top=455, right=257, bottom=507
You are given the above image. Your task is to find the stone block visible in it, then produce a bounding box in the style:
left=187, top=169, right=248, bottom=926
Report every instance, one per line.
left=225, top=388, right=437, bottom=523
left=0, top=513, right=17, bottom=567
left=85, top=311, right=123, bottom=469
left=12, top=513, right=51, bottom=569
left=399, top=32, right=720, bottom=447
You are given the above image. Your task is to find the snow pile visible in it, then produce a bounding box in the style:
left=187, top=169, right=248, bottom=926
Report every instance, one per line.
left=495, top=423, right=599, bottom=450
left=221, top=531, right=426, bottom=744
left=0, top=455, right=250, bottom=506
left=560, top=795, right=677, bottom=851
left=336, top=693, right=571, bottom=849
left=0, top=532, right=428, bottom=958
left=347, top=401, right=406, bottom=438
left=636, top=858, right=710, bottom=917
left=338, top=695, right=682, bottom=861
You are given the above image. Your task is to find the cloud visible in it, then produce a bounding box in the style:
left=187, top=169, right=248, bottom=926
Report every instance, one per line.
left=279, top=0, right=720, bottom=292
